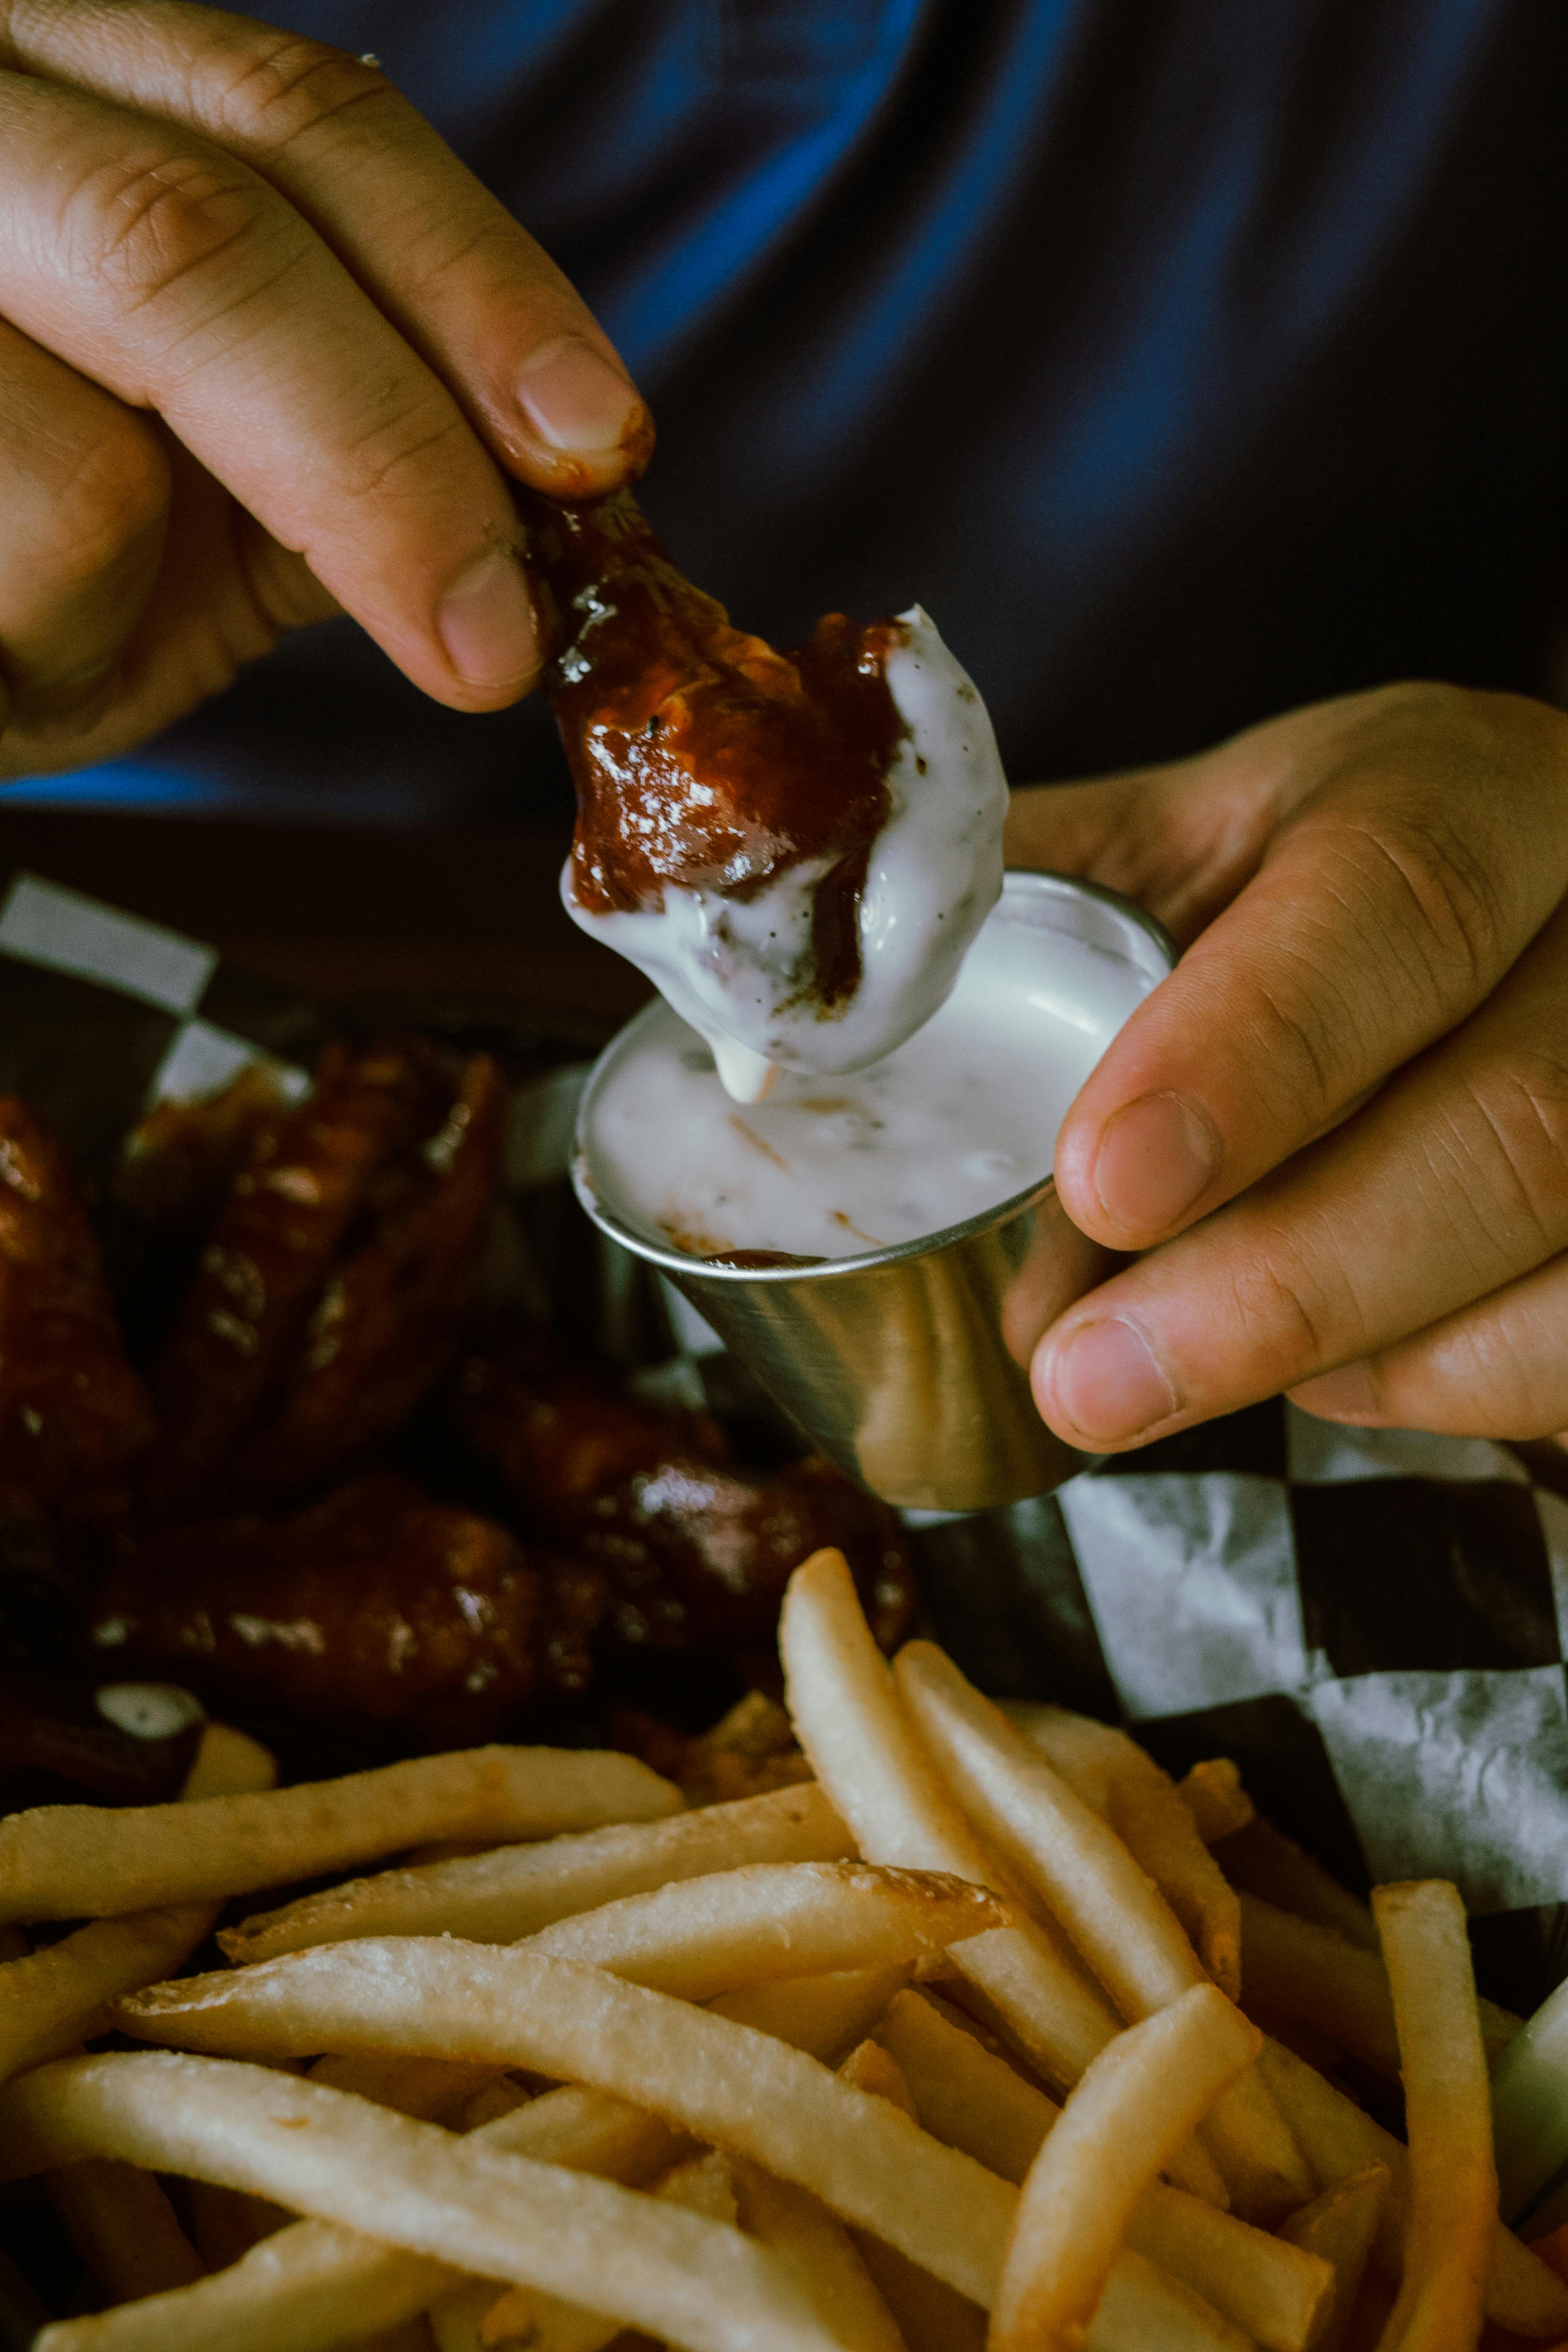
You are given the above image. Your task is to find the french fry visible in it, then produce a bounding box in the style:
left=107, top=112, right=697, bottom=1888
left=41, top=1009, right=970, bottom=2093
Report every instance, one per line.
left=1085, top=2250, right=1256, bottom=2352
left=838, top=2038, right=918, bottom=2116
left=0, top=1747, right=684, bottom=1925
left=1256, top=2037, right=1568, bottom=2339
left=859, top=2211, right=1250, bottom=2352
left=895, top=1644, right=1200, bottom=2024
left=876, top=1990, right=1331, bottom=2352
left=779, top=1553, right=1122, bottom=2094
left=110, top=1941, right=1016, bottom=2305
left=468, top=1975, right=916, bottom=2352
left=893, top=1642, right=1311, bottom=2222
left=833, top=2021, right=1252, bottom=2352
left=308, top=2052, right=502, bottom=2121
left=0, top=1716, right=278, bottom=2081
left=0, top=1902, right=236, bottom=2081
left=877, top=1989, right=1054, bottom=2184
left=47, top=2157, right=204, bottom=2300
left=474, top=2152, right=738, bottom=2352
left=457, top=2076, right=533, bottom=2131
left=1370, top=1881, right=1497, bottom=2352
left=731, top=2159, right=909, bottom=2352
left=999, top=1700, right=1241, bottom=1999
left=814, top=2244, right=1229, bottom=2352
left=989, top=1984, right=1261, bottom=2352
left=1177, top=1760, right=1255, bottom=1846
left=1214, top=1818, right=1379, bottom=1950
left=708, top=1965, right=913, bottom=2063
left=519, top=1860, right=1007, bottom=1997
left=224, top=1783, right=851, bottom=1964
left=846, top=2233, right=986, bottom=2352
left=830, top=2032, right=982, bottom=2352
left=1278, top=2166, right=1388, bottom=2352
left=1240, top=1894, right=1521, bottom=2079
left=29, top=2082, right=682, bottom=2352
left=11, top=2053, right=836, bottom=2352
left=181, top=1722, right=278, bottom=1800
left=114, top=1939, right=1242, bottom=2342
left=1123, top=2173, right=1329, bottom=2352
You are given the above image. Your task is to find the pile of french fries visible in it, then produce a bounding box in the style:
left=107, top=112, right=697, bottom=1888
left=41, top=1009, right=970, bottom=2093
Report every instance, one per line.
left=0, top=1548, right=1561, bottom=2352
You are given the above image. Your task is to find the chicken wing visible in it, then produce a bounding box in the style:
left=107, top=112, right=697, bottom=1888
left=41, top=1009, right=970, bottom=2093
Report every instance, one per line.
left=0, top=1098, right=152, bottom=1528
left=528, top=489, right=1008, bottom=1100
left=453, top=1344, right=914, bottom=1656
left=148, top=1044, right=503, bottom=1514
left=89, top=1471, right=604, bottom=1741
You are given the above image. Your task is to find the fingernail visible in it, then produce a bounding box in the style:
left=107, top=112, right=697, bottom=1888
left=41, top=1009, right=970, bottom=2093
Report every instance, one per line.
left=1043, top=1316, right=1180, bottom=1443
left=1093, top=1092, right=1218, bottom=1237
left=516, top=334, right=643, bottom=454
left=437, top=549, right=538, bottom=691
left=1289, top=1362, right=1383, bottom=1424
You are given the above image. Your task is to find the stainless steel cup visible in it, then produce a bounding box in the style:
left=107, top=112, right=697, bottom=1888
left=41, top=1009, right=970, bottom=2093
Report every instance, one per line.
left=572, top=871, right=1176, bottom=1512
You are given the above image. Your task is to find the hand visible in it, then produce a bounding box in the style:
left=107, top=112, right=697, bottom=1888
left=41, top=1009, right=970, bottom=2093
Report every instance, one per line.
left=1005, top=682, right=1568, bottom=1448
left=0, top=1, right=651, bottom=780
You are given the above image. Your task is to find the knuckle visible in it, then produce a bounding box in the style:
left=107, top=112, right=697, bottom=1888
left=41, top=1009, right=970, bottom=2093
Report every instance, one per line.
left=1225, top=1240, right=1359, bottom=1387
left=1470, top=1047, right=1568, bottom=1243
left=85, top=147, right=285, bottom=317
left=1250, top=800, right=1508, bottom=1135
left=335, top=391, right=475, bottom=507
left=1360, top=805, right=1510, bottom=1001
left=1241, top=963, right=1355, bottom=1133
left=206, top=33, right=397, bottom=157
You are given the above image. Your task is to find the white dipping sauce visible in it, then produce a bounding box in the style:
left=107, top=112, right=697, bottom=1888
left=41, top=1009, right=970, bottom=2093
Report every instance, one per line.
left=579, top=887, right=1161, bottom=1261
left=562, top=607, right=1009, bottom=1104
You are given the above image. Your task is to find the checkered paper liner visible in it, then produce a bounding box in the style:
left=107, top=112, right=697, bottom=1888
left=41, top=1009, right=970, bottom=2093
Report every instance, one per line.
left=6, top=866, right=1568, bottom=2014
left=912, top=1410, right=1568, bottom=1942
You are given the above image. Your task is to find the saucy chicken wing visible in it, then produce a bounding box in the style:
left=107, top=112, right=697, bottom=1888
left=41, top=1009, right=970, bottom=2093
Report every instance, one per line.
left=529, top=490, right=1007, bottom=1101
left=0, top=1098, right=152, bottom=1529
left=453, top=1345, right=914, bottom=1655
left=534, top=489, right=900, bottom=993
left=148, top=1044, right=503, bottom=1514
left=89, top=1471, right=605, bottom=1740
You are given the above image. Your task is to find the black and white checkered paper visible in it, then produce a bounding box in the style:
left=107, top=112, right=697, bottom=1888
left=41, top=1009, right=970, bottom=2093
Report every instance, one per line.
left=7, top=864, right=1568, bottom=2011
left=911, top=1406, right=1568, bottom=2010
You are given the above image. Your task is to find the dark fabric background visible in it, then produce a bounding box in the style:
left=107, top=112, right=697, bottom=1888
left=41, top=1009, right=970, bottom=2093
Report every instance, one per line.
left=10, top=0, right=1567, bottom=822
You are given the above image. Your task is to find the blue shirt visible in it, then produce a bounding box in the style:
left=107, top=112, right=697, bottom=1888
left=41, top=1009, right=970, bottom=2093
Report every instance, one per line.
left=16, top=0, right=1568, bottom=820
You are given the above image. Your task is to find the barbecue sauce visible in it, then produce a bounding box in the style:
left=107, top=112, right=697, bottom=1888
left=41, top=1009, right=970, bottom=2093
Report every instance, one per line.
left=524, top=490, right=907, bottom=1010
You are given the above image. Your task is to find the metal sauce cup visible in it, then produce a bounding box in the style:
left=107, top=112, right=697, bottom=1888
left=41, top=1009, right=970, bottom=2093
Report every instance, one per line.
left=572, top=872, right=1176, bottom=1512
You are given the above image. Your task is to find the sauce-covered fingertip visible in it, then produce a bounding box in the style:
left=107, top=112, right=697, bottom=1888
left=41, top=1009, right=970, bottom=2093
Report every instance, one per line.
left=515, top=336, right=652, bottom=483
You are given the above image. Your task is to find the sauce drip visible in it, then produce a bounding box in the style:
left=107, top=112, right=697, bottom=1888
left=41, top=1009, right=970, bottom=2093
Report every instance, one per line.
left=525, top=490, right=907, bottom=1009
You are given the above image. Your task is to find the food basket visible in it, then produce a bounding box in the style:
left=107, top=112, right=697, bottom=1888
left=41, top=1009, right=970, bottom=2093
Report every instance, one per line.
left=4, top=851, right=1568, bottom=2337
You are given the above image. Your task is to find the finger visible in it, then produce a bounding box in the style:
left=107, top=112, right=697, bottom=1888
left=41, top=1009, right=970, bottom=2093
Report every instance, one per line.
left=1031, top=894, right=1568, bottom=1449
left=0, top=2, right=652, bottom=496
left=1290, top=1248, right=1568, bottom=1441
left=0, top=312, right=169, bottom=735
left=1050, top=688, right=1568, bottom=1249
left=0, top=67, right=539, bottom=710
